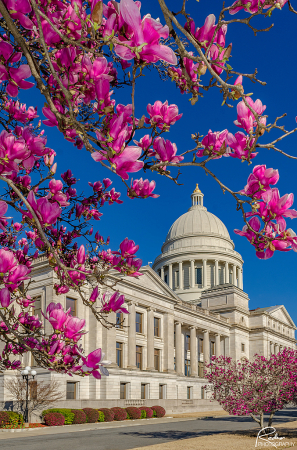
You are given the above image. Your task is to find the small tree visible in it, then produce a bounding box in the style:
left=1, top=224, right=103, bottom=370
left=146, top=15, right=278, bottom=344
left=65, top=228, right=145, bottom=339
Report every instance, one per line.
left=204, top=348, right=297, bottom=429
left=4, top=376, right=64, bottom=420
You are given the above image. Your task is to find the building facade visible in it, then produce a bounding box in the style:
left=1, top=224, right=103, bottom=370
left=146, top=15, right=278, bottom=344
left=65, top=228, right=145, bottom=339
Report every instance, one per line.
left=0, top=186, right=296, bottom=414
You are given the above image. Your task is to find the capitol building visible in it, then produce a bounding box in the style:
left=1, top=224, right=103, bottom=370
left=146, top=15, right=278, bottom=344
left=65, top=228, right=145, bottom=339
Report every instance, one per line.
left=1, top=186, right=296, bottom=414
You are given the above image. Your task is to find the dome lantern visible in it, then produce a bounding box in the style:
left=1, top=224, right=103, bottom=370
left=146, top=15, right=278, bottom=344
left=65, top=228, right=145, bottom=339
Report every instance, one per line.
left=190, top=183, right=204, bottom=210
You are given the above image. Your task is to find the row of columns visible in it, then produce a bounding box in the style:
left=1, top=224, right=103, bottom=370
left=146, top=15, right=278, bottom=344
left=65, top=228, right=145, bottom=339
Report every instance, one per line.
left=127, top=302, right=229, bottom=376
left=270, top=342, right=285, bottom=355
left=160, top=260, right=243, bottom=290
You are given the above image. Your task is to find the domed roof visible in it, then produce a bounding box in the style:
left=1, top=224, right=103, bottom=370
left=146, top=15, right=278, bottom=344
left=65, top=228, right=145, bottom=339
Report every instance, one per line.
left=165, top=184, right=231, bottom=243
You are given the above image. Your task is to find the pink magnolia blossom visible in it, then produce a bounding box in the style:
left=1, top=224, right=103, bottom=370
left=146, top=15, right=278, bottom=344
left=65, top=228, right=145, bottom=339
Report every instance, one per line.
left=80, top=348, right=110, bottom=379
left=240, top=165, right=279, bottom=199
left=197, top=129, right=229, bottom=159
left=101, top=291, right=129, bottom=314
left=153, top=137, right=184, bottom=164
left=227, top=132, right=257, bottom=160
left=128, top=178, right=159, bottom=199
left=146, top=101, right=182, bottom=130
left=64, top=317, right=86, bottom=341
left=22, top=191, right=62, bottom=226
left=0, top=200, right=9, bottom=231
left=1, top=0, right=33, bottom=29
left=0, top=249, right=17, bottom=273
left=77, top=245, right=86, bottom=265
left=229, top=0, right=288, bottom=15
left=0, top=287, right=12, bottom=308
left=90, top=286, right=99, bottom=303
left=262, top=188, right=297, bottom=231
left=234, top=97, right=266, bottom=133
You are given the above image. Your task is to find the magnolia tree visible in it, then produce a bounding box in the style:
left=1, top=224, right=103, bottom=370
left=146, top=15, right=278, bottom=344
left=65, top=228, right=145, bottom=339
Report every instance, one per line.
left=204, top=349, right=297, bottom=428
left=0, top=0, right=296, bottom=379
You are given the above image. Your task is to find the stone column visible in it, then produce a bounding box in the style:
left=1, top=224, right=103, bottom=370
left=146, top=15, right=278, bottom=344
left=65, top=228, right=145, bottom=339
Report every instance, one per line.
left=175, top=322, right=183, bottom=375
left=270, top=341, right=274, bottom=356
left=203, top=330, right=210, bottom=365
left=203, top=259, right=207, bottom=288
left=238, top=267, right=243, bottom=289
left=190, top=260, right=195, bottom=288
left=160, top=266, right=164, bottom=281
left=190, top=326, right=198, bottom=377
left=232, top=265, right=236, bottom=285
left=179, top=262, right=183, bottom=290
left=168, top=264, right=173, bottom=289
left=215, top=260, right=219, bottom=286
left=146, top=308, right=155, bottom=370
left=215, top=334, right=221, bottom=357
left=127, top=302, right=137, bottom=369
left=225, top=262, right=229, bottom=284
left=163, top=313, right=175, bottom=373
left=224, top=336, right=230, bottom=357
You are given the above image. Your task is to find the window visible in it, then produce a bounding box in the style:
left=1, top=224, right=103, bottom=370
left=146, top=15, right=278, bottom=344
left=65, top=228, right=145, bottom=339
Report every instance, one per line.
left=66, top=382, right=77, bottom=399
left=199, top=338, right=204, bottom=354
left=66, top=297, right=76, bottom=316
left=30, top=380, right=37, bottom=400
left=154, top=349, right=160, bottom=371
left=120, top=382, right=127, bottom=399
left=164, top=274, right=168, bottom=284
left=141, top=383, right=149, bottom=400
left=175, top=270, right=179, bottom=289
left=210, top=341, right=215, bottom=356
left=136, top=345, right=142, bottom=369
left=195, top=267, right=202, bottom=285
left=185, top=359, right=191, bottom=377
left=159, top=384, right=166, bottom=399
left=32, top=296, right=41, bottom=317
left=116, top=312, right=123, bottom=329
left=241, top=343, right=245, bottom=352
left=116, top=342, right=123, bottom=368
left=174, top=357, right=176, bottom=371
left=201, top=387, right=205, bottom=399
left=154, top=317, right=160, bottom=337
left=187, top=386, right=192, bottom=399
left=219, top=267, right=224, bottom=285
left=136, top=313, right=143, bottom=333
left=185, top=334, right=190, bottom=351
left=229, top=269, right=233, bottom=284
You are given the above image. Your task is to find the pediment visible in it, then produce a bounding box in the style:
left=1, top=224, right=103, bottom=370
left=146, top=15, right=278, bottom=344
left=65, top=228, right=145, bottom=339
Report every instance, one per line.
left=269, top=306, right=296, bottom=328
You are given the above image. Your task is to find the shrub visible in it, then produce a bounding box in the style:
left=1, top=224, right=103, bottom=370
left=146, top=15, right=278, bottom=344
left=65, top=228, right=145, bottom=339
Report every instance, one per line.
left=42, top=408, right=74, bottom=425
left=125, top=407, right=141, bottom=420
left=44, top=412, right=65, bottom=426
left=151, top=406, right=166, bottom=417
left=71, top=409, right=87, bottom=424
left=140, top=409, right=146, bottom=419
left=7, top=411, right=24, bottom=427
left=0, top=411, right=10, bottom=427
left=83, top=408, right=99, bottom=423
left=140, top=407, right=153, bottom=418
left=98, top=408, right=114, bottom=422
left=98, top=411, right=105, bottom=422
left=111, top=407, right=127, bottom=421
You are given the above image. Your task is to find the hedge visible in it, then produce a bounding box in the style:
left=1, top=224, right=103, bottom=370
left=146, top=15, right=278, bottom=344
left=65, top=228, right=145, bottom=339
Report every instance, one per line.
left=83, top=408, right=99, bottom=423
left=140, top=409, right=146, bottom=419
left=42, top=408, right=74, bottom=425
left=140, top=407, right=153, bottom=418
left=125, top=407, right=141, bottom=420
left=44, top=412, right=65, bottom=426
left=7, top=411, right=24, bottom=427
left=111, top=407, right=127, bottom=421
left=0, top=412, right=10, bottom=427
left=98, top=411, right=105, bottom=422
left=98, top=408, right=114, bottom=422
left=71, top=409, right=87, bottom=424
left=151, top=406, right=166, bottom=417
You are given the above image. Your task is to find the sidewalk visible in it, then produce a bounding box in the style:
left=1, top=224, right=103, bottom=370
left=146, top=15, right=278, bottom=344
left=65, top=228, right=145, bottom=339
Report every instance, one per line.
left=167, top=410, right=229, bottom=419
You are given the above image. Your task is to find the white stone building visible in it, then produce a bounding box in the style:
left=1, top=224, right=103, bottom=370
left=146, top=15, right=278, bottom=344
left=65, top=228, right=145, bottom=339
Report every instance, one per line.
left=0, top=186, right=296, bottom=414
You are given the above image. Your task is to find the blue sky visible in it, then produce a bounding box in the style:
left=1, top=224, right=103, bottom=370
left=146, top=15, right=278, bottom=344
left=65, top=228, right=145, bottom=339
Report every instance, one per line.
left=18, top=1, right=297, bottom=324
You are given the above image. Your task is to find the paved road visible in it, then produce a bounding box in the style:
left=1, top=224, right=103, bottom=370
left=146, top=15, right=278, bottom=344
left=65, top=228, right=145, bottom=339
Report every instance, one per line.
left=1, top=408, right=297, bottom=450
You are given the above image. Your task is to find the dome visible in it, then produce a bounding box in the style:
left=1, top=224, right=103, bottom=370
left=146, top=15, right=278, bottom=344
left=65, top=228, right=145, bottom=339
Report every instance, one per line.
left=166, top=209, right=230, bottom=242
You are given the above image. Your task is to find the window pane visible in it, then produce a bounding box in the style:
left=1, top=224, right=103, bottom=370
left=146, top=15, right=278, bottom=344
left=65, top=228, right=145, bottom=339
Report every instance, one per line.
left=154, top=318, right=160, bottom=337
left=195, top=268, right=202, bottom=285
left=136, top=313, right=142, bottom=333
left=116, top=312, right=123, bottom=329
left=154, top=349, right=160, bottom=371
left=136, top=346, right=142, bottom=369
left=66, top=298, right=76, bottom=316
left=141, top=384, right=146, bottom=400
left=66, top=382, right=76, bottom=399
left=33, top=297, right=41, bottom=317
left=116, top=342, right=123, bottom=368
left=120, top=383, right=126, bottom=399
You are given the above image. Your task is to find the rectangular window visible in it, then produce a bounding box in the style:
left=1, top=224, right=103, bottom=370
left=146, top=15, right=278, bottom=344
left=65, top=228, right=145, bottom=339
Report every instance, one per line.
left=185, top=359, right=191, bottom=377
left=136, top=313, right=143, bottom=333
left=116, top=312, right=123, bottom=329
left=219, top=267, right=224, bottom=285
left=210, top=341, right=215, bottom=356
left=116, top=342, right=123, bottom=368
left=195, top=267, right=202, bottom=285
left=185, top=334, right=190, bottom=351
left=136, top=345, right=142, bottom=370
left=159, top=384, right=166, bottom=400
left=187, top=386, right=192, bottom=400
left=201, top=387, right=205, bottom=399
left=66, top=382, right=77, bottom=399
left=154, top=348, right=160, bottom=371
left=141, top=383, right=148, bottom=400
left=199, top=338, right=204, bottom=354
left=30, top=380, right=37, bottom=400
left=33, top=296, right=41, bottom=317
left=241, top=343, right=245, bottom=352
left=164, top=274, right=168, bottom=284
left=120, top=382, right=127, bottom=399
left=154, top=317, right=160, bottom=337
left=66, top=297, right=76, bottom=316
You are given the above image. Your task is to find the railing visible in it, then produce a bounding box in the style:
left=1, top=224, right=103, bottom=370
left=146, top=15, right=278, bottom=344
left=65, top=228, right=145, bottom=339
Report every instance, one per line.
left=177, top=301, right=229, bottom=323
left=124, top=400, right=145, bottom=407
